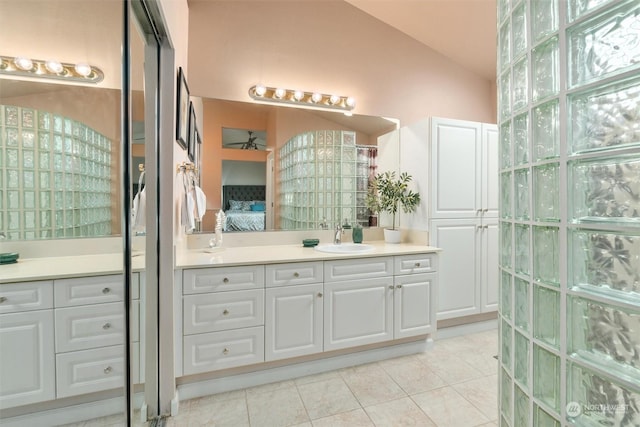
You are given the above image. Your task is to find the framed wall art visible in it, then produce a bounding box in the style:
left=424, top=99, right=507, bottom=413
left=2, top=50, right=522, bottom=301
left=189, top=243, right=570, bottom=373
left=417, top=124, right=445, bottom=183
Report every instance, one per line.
left=176, top=67, right=190, bottom=149
left=187, top=101, right=197, bottom=162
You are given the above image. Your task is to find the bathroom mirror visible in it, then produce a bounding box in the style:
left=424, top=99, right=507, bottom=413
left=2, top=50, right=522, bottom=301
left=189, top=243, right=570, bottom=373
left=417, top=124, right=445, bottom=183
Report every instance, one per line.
left=196, top=97, right=399, bottom=233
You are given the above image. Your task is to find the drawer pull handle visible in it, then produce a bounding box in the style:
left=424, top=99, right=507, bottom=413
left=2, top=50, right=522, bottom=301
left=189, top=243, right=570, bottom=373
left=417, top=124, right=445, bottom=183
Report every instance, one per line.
left=293, top=272, right=300, bottom=278
left=103, top=323, right=111, bottom=330
left=0, top=296, right=6, bottom=303
left=414, top=262, right=421, bottom=267
left=396, top=284, right=403, bottom=289
left=223, top=348, right=230, bottom=355
left=223, top=309, right=229, bottom=315
left=104, top=366, right=112, bottom=374
left=317, top=292, right=323, bottom=298
left=223, top=277, right=229, bottom=283
left=102, top=287, right=111, bottom=294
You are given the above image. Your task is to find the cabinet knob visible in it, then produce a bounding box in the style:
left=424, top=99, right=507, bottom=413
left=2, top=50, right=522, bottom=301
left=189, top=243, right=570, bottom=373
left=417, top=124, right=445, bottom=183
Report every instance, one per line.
left=102, top=287, right=111, bottom=294
left=293, top=272, right=300, bottom=278
left=483, top=208, right=489, bottom=212
left=317, top=292, right=323, bottom=298
left=414, top=262, right=421, bottom=267
left=477, top=225, right=483, bottom=230
left=0, top=296, right=6, bottom=303
left=103, top=322, right=111, bottom=330
left=396, top=284, right=403, bottom=289
left=389, top=285, right=394, bottom=290
left=223, top=277, right=229, bottom=283
left=104, top=366, right=112, bottom=374
left=223, top=309, right=229, bottom=315
left=223, top=348, right=230, bottom=355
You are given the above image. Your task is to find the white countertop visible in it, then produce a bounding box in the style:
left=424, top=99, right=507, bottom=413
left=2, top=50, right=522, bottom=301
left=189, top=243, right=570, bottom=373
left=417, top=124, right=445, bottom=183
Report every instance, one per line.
left=176, top=242, right=440, bottom=268
left=1, top=242, right=440, bottom=283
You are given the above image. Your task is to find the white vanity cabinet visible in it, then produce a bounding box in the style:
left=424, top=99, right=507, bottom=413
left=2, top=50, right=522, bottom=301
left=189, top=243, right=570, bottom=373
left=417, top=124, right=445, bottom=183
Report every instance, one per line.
left=265, top=262, right=324, bottom=361
left=182, top=265, right=265, bottom=375
left=0, top=281, right=55, bottom=409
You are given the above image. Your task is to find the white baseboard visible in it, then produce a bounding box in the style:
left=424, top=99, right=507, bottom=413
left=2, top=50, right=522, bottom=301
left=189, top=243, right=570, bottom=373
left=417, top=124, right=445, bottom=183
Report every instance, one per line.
left=435, top=318, right=498, bottom=340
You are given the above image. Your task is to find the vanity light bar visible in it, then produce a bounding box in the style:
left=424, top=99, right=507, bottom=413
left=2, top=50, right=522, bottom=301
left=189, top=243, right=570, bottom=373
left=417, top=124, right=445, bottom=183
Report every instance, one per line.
left=248, top=85, right=355, bottom=112
left=0, top=55, right=104, bottom=84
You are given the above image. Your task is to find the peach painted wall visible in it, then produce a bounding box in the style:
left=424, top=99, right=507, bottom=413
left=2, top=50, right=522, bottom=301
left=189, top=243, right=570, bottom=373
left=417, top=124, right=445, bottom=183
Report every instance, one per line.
left=187, top=1, right=496, bottom=127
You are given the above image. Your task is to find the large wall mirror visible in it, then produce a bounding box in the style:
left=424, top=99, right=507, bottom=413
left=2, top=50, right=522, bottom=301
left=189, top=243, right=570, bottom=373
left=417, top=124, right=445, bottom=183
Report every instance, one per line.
left=197, top=98, right=399, bottom=233
left=0, top=1, right=144, bottom=242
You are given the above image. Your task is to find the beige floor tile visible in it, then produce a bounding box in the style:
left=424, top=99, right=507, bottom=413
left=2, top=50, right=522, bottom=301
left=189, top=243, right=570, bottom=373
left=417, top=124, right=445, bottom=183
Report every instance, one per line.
left=453, top=374, right=499, bottom=421
left=246, top=384, right=309, bottom=427
left=245, top=379, right=296, bottom=398
left=184, top=388, right=246, bottom=411
left=364, top=397, right=437, bottom=427
left=411, top=386, right=490, bottom=427
left=461, top=351, right=499, bottom=376
left=475, top=422, right=499, bottom=426
left=379, top=354, right=447, bottom=394
left=294, top=370, right=342, bottom=386
left=339, top=363, right=406, bottom=407
left=186, top=396, right=249, bottom=427
left=297, top=377, right=361, bottom=420
left=417, top=352, right=485, bottom=385
left=311, top=408, right=374, bottom=427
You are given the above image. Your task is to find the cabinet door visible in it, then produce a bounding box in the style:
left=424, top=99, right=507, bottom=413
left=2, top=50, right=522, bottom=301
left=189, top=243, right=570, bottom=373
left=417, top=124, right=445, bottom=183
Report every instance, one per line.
left=265, top=283, right=323, bottom=361
left=481, top=219, right=499, bottom=312
left=324, top=277, right=393, bottom=351
left=430, top=117, right=482, bottom=219
left=394, top=273, right=436, bottom=339
left=482, top=124, right=499, bottom=217
left=183, top=289, right=264, bottom=335
left=0, top=310, right=55, bottom=409
left=56, top=345, right=124, bottom=398
left=430, top=219, right=481, bottom=320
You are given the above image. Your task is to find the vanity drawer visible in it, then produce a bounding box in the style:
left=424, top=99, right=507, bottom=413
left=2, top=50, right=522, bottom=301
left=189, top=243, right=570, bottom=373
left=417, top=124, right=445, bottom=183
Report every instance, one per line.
left=183, top=289, right=264, bottom=335
left=0, top=281, right=53, bottom=314
left=183, top=326, right=264, bottom=375
left=54, top=275, right=124, bottom=307
left=324, top=257, right=393, bottom=282
left=266, top=261, right=323, bottom=287
left=394, top=253, right=438, bottom=275
left=55, top=303, right=124, bottom=352
left=183, top=265, right=265, bottom=294
left=56, top=345, right=124, bottom=398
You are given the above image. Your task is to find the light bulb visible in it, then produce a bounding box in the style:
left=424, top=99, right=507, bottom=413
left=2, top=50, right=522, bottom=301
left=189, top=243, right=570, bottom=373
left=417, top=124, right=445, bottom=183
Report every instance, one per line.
left=311, top=92, right=322, bottom=103
left=293, top=90, right=304, bottom=101
left=329, top=95, right=340, bottom=105
left=74, top=63, right=92, bottom=77
left=45, top=60, right=63, bottom=74
left=345, top=97, right=356, bottom=108
left=274, top=88, right=286, bottom=99
left=14, top=56, right=33, bottom=71
left=254, top=84, right=267, bottom=96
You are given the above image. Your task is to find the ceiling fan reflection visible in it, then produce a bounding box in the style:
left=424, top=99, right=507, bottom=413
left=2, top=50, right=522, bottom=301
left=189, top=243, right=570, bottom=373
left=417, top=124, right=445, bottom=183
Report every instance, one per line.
left=226, top=130, right=265, bottom=150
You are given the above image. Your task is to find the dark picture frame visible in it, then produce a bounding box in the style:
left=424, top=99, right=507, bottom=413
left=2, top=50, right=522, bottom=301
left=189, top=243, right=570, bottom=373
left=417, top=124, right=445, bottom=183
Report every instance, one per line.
left=187, top=101, right=197, bottom=162
left=194, top=126, right=202, bottom=171
left=176, top=67, right=190, bottom=150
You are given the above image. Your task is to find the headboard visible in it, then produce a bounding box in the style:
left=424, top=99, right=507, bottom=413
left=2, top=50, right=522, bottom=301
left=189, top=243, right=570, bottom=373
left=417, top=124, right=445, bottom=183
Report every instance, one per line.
left=222, top=185, right=266, bottom=211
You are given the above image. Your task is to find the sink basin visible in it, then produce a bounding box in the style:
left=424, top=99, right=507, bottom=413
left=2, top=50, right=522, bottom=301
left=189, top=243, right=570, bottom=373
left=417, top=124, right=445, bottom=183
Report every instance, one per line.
left=314, top=243, right=375, bottom=254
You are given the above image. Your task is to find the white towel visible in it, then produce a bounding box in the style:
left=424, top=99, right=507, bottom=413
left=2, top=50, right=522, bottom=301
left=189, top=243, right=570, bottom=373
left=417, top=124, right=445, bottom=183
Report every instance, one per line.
left=132, top=171, right=146, bottom=232
left=181, top=172, right=196, bottom=232
left=194, top=185, right=207, bottom=220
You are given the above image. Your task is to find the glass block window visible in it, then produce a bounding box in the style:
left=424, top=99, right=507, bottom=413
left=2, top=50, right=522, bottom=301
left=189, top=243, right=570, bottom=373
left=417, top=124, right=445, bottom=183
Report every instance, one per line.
left=0, top=105, right=112, bottom=240
left=278, top=130, right=374, bottom=230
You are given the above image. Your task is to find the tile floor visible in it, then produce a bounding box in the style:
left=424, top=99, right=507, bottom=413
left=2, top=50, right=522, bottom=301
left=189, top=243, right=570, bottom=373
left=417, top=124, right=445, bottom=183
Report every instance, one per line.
left=165, top=328, right=499, bottom=427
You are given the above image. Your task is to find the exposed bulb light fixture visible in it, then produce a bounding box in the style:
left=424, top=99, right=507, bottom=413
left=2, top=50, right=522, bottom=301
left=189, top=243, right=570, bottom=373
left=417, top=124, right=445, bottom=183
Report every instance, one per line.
left=0, top=55, right=103, bottom=83
left=248, top=85, right=355, bottom=112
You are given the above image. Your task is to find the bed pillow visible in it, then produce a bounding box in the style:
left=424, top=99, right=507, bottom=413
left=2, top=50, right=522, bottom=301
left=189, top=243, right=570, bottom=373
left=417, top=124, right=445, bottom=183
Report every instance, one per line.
left=228, top=199, right=243, bottom=210
left=251, top=202, right=265, bottom=211
left=241, top=200, right=253, bottom=211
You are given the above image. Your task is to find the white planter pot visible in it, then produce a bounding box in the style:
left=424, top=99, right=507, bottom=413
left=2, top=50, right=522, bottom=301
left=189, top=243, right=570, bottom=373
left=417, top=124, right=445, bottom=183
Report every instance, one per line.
left=383, top=228, right=401, bottom=244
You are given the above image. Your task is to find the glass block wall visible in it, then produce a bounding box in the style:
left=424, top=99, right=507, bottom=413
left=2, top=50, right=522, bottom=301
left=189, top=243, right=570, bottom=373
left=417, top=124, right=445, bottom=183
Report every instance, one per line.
left=0, top=105, right=113, bottom=240
left=278, top=130, right=375, bottom=230
left=498, top=0, right=640, bottom=426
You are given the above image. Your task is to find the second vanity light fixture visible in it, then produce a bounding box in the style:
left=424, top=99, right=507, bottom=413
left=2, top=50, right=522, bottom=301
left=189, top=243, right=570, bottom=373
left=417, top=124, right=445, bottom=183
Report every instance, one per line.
left=0, top=55, right=104, bottom=83
left=248, top=84, right=356, bottom=112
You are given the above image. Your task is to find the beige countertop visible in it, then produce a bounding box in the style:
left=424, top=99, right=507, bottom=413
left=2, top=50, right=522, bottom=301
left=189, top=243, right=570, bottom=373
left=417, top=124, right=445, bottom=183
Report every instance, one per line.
left=176, top=242, right=441, bottom=268
left=1, top=242, right=440, bottom=283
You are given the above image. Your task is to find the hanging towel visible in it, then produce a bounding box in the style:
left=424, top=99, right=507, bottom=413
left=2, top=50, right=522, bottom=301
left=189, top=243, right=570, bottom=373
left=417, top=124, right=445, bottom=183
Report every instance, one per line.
left=180, top=171, right=196, bottom=232
left=132, top=171, right=146, bottom=232
left=194, top=185, right=207, bottom=220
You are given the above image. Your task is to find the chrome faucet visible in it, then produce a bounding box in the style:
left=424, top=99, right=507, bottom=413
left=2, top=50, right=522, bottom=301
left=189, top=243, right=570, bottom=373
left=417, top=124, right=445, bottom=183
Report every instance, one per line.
left=319, top=218, right=328, bottom=230
left=334, top=224, right=344, bottom=244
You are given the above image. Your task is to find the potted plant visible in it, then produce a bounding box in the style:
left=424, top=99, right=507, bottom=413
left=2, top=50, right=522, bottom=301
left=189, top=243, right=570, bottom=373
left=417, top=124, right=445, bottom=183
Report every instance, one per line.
left=368, top=171, right=420, bottom=243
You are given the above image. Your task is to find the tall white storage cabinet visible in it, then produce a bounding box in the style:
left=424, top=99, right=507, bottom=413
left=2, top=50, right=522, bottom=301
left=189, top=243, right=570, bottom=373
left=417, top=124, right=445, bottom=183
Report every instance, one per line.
left=430, top=117, right=498, bottom=320
left=400, top=117, right=498, bottom=320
